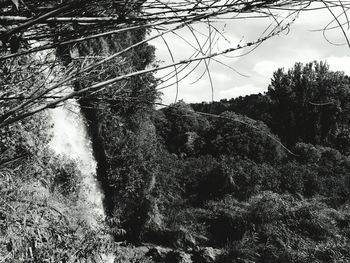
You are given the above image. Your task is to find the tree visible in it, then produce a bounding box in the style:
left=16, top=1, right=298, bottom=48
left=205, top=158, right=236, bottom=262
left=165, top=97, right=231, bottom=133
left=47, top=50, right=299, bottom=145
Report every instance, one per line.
left=214, top=192, right=350, bottom=263
left=156, top=101, right=209, bottom=155
left=0, top=55, right=52, bottom=166
left=267, top=61, right=350, bottom=151
left=1, top=1, right=350, bottom=260
left=204, top=111, right=286, bottom=163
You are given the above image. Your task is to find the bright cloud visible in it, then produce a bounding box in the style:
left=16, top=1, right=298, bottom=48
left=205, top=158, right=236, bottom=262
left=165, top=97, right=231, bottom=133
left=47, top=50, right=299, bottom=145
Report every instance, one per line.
left=324, top=56, right=350, bottom=75
left=253, top=61, right=279, bottom=77
left=152, top=9, right=350, bottom=104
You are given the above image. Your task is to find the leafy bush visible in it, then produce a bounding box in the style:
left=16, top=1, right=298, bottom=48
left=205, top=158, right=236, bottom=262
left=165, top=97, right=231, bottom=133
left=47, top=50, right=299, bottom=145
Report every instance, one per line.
left=217, top=192, right=350, bottom=263
left=204, top=111, right=286, bottom=164
left=267, top=61, right=350, bottom=150
left=196, top=158, right=279, bottom=202
left=0, top=109, right=114, bottom=261
left=278, top=162, right=319, bottom=197
left=0, top=156, right=114, bottom=262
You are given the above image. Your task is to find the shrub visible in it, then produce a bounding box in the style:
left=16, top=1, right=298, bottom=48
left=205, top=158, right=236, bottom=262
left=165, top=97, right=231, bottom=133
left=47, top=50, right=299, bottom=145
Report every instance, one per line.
left=217, top=192, right=350, bottom=263
left=204, top=111, right=286, bottom=164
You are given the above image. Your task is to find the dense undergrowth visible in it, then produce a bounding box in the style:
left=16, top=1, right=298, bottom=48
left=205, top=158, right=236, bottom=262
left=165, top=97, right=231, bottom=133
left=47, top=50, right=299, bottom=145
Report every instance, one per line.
left=105, top=61, right=350, bottom=262
left=1, top=0, right=350, bottom=261
left=1, top=39, right=350, bottom=262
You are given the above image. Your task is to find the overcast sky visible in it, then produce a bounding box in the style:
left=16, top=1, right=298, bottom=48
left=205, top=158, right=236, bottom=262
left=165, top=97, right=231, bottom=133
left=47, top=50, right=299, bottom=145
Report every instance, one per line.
left=150, top=5, right=350, bottom=105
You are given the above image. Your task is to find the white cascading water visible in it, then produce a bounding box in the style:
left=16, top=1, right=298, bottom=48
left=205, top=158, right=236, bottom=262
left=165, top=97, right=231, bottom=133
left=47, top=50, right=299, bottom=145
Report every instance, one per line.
left=50, top=102, right=116, bottom=263
left=36, top=47, right=115, bottom=262
left=50, top=102, right=105, bottom=228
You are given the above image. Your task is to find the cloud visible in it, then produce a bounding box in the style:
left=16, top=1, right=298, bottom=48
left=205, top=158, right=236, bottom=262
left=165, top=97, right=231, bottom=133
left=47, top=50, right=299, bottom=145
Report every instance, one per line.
left=253, top=61, right=279, bottom=78
left=294, top=4, right=330, bottom=27
left=154, top=9, right=349, bottom=104
left=253, top=47, right=323, bottom=78
left=323, top=56, right=350, bottom=75
left=150, top=23, right=242, bottom=63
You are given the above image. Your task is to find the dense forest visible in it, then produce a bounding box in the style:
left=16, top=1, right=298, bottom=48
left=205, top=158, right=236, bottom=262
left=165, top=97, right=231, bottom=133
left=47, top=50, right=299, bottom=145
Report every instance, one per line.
left=3, top=57, right=350, bottom=262
left=1, top=0, right=350, bottom=262
left=137, top=61, right=350, bottom=262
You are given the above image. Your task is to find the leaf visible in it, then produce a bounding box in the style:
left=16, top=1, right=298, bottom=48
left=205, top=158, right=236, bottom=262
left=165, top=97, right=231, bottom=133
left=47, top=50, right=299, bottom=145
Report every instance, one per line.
left=10, top=0, right=19, bottom=10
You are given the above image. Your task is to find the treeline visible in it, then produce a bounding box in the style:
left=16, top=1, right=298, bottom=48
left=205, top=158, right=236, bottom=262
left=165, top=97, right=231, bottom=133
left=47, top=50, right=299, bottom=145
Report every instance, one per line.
left=2, top=0, right=350, bottom=261
left=2, top=41, right=350, bottom=261
left=106, top=61, right=350, bottom=262
left=192, top=62, right=350, bottom=154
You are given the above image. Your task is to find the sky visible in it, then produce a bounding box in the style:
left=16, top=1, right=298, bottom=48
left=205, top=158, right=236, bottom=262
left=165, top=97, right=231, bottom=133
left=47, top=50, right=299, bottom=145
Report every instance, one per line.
left=149, top=4, right=350, bottom=105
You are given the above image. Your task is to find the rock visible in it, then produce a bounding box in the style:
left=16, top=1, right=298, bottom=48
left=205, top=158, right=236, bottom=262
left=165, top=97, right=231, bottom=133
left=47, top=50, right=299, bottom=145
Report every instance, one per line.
left=138, top=246, right=150, bottom=253
left=192, top=247, right=222, bottom=263
left=165, top=250, right=192, bottom=263
left=115, top=241, right=128, bottom=247
left=146, top=247, right=165, bottom=261
left=145, top=245, right=172, bottom=262
left=172, top=227, right=197, bottom=248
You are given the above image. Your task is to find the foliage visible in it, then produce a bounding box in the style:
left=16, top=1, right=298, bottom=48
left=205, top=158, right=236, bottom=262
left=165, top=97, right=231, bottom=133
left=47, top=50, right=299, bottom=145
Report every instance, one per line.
left=0, top=146, right=115, bottom=262
left=0, top=56, right=53, bottom=166
left=3, top=23, right=350, bottom=261
left=192, top=93, right=273, bottom=125
left=203, top=111, right=286, bottom=163
left=191, top=61, right=350, bottom=154
left=56, top=21, right=161, bottom=243
left=0, top=55, right=115, bottom=261
left=1, top=0, right=349, bottom=260
left=217, top=192, right=350, bottom=263
left=267, top=61, right=350, bottom=150
left=154, top=101, right=209, bottom=156
left=126, top=61, right=350, bottom=262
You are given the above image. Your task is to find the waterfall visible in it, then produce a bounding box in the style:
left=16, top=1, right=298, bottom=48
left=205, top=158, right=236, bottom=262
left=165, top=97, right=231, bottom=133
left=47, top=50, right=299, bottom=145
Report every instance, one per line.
left=49, top=101, right=115, bottom=263
left=36, top=50, right=105, bottom=228
left=50, top=102, right=105, bottom=228
left=35, top=47, right=115, bottom=262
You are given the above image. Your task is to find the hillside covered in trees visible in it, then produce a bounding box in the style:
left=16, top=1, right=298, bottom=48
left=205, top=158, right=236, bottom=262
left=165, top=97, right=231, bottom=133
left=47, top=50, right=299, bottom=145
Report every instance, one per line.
left=1, top=0, right=350, bottom=262
left=2, top=37, right=350, bottom=262
left=133, top=61, right=350, bottom=262
left=4, top=60, right=350, bottom=262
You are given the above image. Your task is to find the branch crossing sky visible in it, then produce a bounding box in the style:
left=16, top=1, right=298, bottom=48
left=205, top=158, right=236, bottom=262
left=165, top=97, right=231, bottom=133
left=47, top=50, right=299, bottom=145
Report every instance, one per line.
left=150, top=4, right=350, bottom=105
